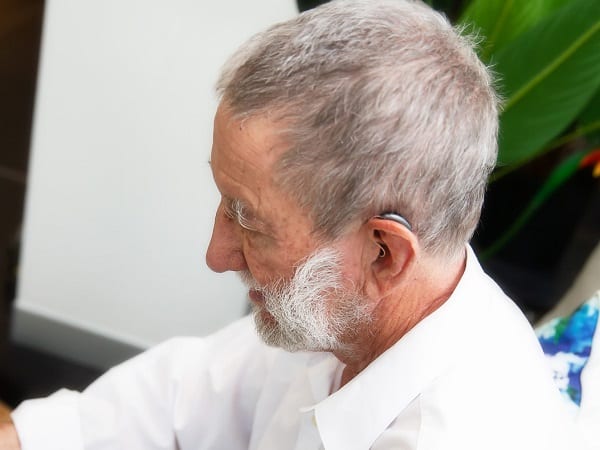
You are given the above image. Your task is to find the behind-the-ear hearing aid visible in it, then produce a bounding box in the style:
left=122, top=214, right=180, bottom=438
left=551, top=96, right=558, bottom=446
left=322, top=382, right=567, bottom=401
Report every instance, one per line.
left=374, top=212, right=411, bottom=258
left=374, top=212, right=412, bottom=231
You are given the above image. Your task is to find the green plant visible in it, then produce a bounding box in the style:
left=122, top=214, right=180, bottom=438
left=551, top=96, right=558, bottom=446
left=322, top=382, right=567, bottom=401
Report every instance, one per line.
left=456, top=0, right=600, bottom=258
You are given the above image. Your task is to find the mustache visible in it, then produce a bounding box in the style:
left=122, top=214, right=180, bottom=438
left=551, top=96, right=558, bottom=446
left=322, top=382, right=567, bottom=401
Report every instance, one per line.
left=237, top=248, right=343, bottom=295
left=238, top=270, right=262, bottom=290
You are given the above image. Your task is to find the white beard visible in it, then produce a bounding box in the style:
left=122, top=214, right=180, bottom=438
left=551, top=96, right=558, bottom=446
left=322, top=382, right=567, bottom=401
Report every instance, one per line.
left=239, top=247, right=373, bottom=353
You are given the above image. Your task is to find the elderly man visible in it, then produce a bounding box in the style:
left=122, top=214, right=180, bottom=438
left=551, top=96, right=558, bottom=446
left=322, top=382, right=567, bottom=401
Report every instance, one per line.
left=1, top=0, right=576, bottom=449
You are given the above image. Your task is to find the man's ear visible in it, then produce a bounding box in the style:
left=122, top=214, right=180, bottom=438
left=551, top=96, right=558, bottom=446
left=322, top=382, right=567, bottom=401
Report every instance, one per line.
left=362, top=216, right=419, bottom=298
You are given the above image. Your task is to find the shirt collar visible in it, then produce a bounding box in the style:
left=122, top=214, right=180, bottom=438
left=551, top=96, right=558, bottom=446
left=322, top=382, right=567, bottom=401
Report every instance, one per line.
left=309, top=245, right=484, bottom=450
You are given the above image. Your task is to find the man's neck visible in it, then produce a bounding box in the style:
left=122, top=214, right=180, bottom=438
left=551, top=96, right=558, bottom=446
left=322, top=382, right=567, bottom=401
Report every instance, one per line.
left=335, top=251, right=466, bottom=388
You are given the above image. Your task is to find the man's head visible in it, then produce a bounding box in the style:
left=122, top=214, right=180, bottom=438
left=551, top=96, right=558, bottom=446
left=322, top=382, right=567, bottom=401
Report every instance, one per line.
left=217, top=0, right=499, bottom=258
left=207, top=0, right=499, bottom=353
left=208, top=105, right=372, bottom=353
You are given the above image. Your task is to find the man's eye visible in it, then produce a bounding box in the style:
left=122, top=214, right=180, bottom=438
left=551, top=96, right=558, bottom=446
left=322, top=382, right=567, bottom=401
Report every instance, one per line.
left=223, top=204, right=236, bottom=220
left=238, top=215, right=258, bottom=232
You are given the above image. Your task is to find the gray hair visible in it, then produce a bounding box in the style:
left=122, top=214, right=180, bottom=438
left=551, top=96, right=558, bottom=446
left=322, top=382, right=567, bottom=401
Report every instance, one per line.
left=217, top=0, right=499, bottom=258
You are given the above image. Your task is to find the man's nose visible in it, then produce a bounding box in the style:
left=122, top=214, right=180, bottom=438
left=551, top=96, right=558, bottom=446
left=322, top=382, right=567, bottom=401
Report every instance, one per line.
left=205, top=206, right=248, bottom=273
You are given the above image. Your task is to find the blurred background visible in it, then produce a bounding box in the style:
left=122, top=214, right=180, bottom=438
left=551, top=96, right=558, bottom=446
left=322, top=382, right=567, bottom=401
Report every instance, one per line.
left=0, top=0, right=66, bottom=407
left=0, top=0, right=598, bottom=408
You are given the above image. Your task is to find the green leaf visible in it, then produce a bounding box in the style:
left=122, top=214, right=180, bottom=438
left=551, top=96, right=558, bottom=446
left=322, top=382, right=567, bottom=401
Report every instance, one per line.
left=493, top=0, right=600, bottom=173
left=458, top=0, right=569, bottom=60
left=536, top=87, right=600, bottom=156
left=580, top=88, right=600, bottom=127
left=481, top=151, right=588, bottom=259
left=578, top=89, right=600, bottom=145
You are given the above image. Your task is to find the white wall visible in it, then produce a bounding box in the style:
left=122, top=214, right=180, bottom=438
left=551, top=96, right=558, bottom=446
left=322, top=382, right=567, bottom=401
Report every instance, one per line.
left=13, top=0, right=298, bottom=369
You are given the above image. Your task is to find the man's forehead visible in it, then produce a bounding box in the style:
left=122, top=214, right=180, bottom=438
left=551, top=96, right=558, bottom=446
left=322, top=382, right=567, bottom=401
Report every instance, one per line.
left=213, top=103, right=288, bottom=158
left=211, top=106, right=288, bottom=184
left=209, top=105, right=291, bottom=218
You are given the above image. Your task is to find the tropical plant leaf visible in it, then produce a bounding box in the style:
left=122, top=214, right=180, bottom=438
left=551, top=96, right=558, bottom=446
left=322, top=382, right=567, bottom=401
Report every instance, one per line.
left=459, top=0, right=569, bottom=60
left=492, top=0, right=600, bottom=175
left=536, top=88, right=600, bottom=157
left=481, top=150, right=589, bottom=260
left=580, top=88, right=600, bottom=128
left=579, top=89, right=600, bottom=146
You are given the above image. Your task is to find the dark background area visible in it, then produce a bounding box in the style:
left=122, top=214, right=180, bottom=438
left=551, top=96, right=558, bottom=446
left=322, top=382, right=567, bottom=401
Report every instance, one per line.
left=0, top=0, right=597, bottom=408
left=0, top=0, right=101, bottom=408
left=474, top=159, right=599, bottom=316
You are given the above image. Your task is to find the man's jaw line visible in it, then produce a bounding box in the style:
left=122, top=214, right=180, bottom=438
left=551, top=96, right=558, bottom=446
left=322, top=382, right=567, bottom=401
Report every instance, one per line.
left=236, top=250, right=375, bottom=363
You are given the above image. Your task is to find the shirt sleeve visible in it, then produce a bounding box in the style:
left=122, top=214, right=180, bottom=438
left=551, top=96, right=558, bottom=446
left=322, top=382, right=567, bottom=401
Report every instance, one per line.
left=12, top=315, right=270, bottom=450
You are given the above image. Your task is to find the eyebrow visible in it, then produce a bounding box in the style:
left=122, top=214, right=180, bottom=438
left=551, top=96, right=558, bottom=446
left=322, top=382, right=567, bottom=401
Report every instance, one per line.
left=223, top=197, right=269, bottom=233
left=208, top=161, right=273, bottom=234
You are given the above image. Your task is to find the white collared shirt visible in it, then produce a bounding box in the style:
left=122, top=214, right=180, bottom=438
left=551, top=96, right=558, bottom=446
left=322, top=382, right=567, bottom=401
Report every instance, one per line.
left=13, top=247, right=577, bottom=449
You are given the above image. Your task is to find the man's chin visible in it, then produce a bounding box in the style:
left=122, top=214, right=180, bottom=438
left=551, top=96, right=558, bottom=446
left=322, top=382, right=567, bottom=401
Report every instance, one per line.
left=251, top=305, right=304, bottom=351
left=251, top=305, right=337, bottom=354
left=248, top=288, right=265, bottom=305
left=252, top=303, right=276, bottom=327
left=252, top=307, right=287, bottom=348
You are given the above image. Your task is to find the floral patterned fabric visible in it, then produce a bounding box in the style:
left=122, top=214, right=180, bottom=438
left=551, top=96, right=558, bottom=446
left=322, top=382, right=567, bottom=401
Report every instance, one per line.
left=536, top=291, right=600, bottom=407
